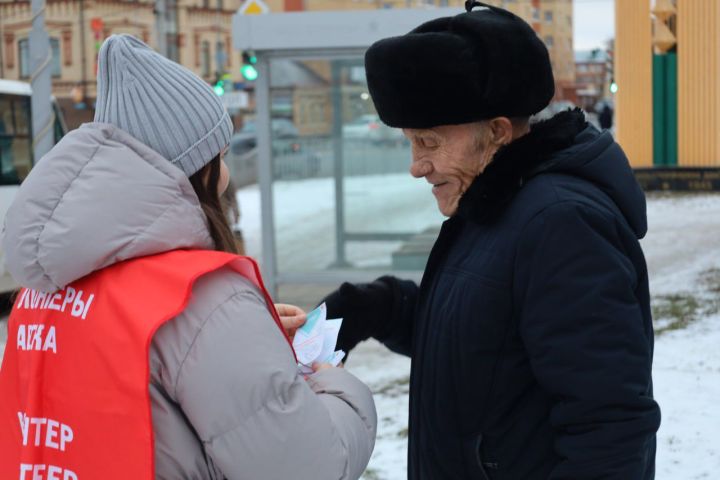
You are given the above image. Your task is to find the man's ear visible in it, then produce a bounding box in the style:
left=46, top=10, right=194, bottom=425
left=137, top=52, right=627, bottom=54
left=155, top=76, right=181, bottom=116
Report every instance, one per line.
left=487, top=117, right=514, bottom=146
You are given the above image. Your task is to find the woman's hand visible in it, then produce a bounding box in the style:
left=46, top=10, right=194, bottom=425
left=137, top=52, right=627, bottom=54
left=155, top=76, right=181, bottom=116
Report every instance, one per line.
left=274, top=303, right=306, bottom=341
left=312, top=362, right=340, bottom=373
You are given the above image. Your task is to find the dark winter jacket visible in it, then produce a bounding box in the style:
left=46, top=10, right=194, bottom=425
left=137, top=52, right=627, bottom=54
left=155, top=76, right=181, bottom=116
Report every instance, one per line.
left=325, top=109, right=661, bottom=479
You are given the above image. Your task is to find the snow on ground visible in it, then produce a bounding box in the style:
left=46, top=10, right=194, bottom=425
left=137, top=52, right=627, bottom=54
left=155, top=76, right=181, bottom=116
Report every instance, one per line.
left=642, top=193, right=720, bottom=479
left=237, top=174, right=443, bottom=272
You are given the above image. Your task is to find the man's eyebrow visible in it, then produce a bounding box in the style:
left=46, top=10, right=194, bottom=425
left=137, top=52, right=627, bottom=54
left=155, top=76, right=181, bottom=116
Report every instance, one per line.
left=412, top=129, right=442, bottom=140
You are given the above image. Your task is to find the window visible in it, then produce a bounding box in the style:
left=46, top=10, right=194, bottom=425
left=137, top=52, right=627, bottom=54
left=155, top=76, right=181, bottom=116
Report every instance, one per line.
left=532, top=8, right=540, bottom=21
left=544, top=11, right=553, bottom=22
left=0, top=95, right=33, bottom=185
left=201, top=41, right=210, bottom=77
left=50, top=38, right=61, bottom=78
left=167, top=34, right=179, bottom=63
left=216, top=41, right=226, bottom=72
left=18, top=39, right=29, bottom=78
left=545, top=36, right=554, bottom=48
left=19, top=38, right=62, bottom=78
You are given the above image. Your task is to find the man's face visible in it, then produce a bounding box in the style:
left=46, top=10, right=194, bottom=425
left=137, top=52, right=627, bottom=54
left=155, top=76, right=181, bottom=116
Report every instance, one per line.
left=404, top=123, right=495, bottom=217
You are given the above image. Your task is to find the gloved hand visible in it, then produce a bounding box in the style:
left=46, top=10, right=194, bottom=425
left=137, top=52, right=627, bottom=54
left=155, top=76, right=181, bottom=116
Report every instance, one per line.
left=321, top=276, right=418, bottom=358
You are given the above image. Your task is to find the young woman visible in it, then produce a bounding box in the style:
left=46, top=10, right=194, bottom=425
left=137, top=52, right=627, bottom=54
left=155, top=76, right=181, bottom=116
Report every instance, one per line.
left=0, top=35, right=376, bottom=480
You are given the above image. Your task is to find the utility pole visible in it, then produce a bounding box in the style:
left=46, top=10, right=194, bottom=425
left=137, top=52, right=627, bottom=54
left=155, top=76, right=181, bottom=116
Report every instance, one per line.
left=155, top=0, right=168, bottom=56
left=0, top=6, right=5, bottom=78
left=215, top=0, right=225, bottom=81
left=30, top=0, right=55, bottom=160
left=79, top=0, right=88, bottom=104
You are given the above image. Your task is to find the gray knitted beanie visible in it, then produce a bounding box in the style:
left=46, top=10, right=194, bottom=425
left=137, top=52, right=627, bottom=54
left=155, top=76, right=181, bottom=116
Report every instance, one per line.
left=94, top=34, right=233, bottom=177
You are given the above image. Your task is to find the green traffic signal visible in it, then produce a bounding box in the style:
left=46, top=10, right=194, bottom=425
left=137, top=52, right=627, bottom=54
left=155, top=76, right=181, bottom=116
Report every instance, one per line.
left=241, top=64, right=258, bottom=81
left=241, top=51, right=258, bottom=81
left=213, top=81, right=225, bottom=96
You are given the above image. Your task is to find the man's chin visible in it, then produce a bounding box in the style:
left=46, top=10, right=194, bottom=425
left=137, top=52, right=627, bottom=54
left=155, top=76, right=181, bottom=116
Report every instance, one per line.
left=436, top=201, right=458, bottom=218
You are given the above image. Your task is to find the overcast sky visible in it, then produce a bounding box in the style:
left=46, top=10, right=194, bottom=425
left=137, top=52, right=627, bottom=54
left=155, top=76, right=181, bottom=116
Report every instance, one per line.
left=573, top=0, right=615, bottom=51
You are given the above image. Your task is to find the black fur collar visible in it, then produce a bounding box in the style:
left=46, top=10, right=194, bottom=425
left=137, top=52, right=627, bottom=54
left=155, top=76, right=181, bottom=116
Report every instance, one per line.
left=457, top=108, right=588, bottom=224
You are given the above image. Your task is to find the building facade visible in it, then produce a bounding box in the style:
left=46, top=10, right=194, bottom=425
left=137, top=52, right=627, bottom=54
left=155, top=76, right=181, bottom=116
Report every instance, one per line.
left=0, top=0, right=244, bottom=126
left=0, top=0, right=575, bottom=129
left=575, top=49, right=609, bottom=111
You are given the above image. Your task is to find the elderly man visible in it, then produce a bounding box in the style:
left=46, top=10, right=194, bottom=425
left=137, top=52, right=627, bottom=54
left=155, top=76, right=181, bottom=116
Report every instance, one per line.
left=322, top=2, right=660, bottom=479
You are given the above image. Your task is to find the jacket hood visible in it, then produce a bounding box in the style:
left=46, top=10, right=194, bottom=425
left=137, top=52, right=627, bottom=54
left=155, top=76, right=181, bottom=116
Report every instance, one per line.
left=458, top=108, right=648, bottom=238
left=1, top=123, right=213, bottom=293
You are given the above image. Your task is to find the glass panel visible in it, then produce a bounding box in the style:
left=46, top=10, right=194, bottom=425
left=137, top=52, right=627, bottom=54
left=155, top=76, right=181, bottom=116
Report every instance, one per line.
left=19, top=39, right=30, bottom=79
left=201, top=42, right=211, bottom=77
left=268, top=57, right=443, bottom=275
left=216, top=41, right=226, bottom=72
left=14, top=96, right=31, bottom=136
left=50, top=38, right=61, bottom=77
left=0, top=96, right=33, bottom=185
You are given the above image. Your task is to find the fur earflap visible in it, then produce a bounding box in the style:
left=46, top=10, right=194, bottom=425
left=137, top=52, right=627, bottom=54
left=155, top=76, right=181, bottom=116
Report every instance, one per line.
left=457, top=108, right=588, bottom=224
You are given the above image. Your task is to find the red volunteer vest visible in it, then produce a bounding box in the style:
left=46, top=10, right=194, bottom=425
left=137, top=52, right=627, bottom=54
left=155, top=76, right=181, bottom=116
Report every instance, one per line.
left=0, top=250, right=293, bottom=480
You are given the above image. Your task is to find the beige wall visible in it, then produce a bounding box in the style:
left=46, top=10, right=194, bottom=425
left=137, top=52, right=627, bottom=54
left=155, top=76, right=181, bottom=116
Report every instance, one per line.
left=540, top=0, right=574, bottom=84
left=677, top=0, right=720, bottom=167
left=615, top=0, right=653, bottom=167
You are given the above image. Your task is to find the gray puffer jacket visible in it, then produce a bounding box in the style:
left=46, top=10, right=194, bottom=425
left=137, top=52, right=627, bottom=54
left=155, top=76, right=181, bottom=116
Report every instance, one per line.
left=1, top=123, right=377, bottom=479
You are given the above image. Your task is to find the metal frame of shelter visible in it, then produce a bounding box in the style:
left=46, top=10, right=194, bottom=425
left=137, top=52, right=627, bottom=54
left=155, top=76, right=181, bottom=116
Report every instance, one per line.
left=232, top=7, right=459, bottom=295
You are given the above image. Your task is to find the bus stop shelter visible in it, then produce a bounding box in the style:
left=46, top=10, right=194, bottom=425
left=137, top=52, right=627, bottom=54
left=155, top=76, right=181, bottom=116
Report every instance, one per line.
left=232, top=7, right=458, bottom=296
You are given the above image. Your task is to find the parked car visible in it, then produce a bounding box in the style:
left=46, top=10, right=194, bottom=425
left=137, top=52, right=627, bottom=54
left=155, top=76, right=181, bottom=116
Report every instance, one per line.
left=342, top=114, right=406, bottom=146
left=230, top=118, right=302, bottom=156
left=228, top=118, right=321, bottom=182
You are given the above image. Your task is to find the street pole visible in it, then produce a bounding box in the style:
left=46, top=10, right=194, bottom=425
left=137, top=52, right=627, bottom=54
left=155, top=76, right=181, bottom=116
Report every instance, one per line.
left=30, top=0, right=55, bottom=160
left=0, top=6, right=5, bottom=78
left=155, top=0, right=167, bottom=56
left=79, top=0, right=88, bottom=104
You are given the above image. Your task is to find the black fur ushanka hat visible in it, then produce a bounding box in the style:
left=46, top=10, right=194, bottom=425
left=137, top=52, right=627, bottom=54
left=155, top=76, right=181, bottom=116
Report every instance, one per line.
left=365, top=1, right=555, bottom=129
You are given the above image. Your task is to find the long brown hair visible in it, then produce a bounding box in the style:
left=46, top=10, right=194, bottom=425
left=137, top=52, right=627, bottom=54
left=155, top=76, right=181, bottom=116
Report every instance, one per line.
left=189, top=156, right=239, bottom=254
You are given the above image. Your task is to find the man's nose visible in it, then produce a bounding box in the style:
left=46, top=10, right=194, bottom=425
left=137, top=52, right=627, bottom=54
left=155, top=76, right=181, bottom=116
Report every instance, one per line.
left=410, top=159, right=432, bottom=178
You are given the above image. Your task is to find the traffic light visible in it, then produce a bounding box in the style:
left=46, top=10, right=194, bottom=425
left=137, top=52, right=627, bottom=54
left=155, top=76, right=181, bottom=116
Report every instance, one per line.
left=610, top=80, right=618, bottom=94
left=241, top=51, right=258, bottom=81
left=213, top=78, right=225, bottom=96
left=213, top=73, right=232, bottom=96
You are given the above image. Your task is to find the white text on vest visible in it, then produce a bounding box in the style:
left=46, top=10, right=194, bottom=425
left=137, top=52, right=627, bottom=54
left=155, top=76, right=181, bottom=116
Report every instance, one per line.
left=17, top=412, right=74, bottom=452
left=16, top=324, right=57, bottom=353
left=16, top=287, right=95, bottom=320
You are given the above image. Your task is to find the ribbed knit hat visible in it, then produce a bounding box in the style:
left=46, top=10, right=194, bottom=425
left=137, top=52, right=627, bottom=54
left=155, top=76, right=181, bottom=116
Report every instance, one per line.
left=94, top=34, right=233, bottom=177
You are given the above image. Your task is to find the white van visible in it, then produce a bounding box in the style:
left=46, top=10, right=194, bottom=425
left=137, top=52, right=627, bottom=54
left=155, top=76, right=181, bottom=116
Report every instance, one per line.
left=0, top=79, right=67, bottom=295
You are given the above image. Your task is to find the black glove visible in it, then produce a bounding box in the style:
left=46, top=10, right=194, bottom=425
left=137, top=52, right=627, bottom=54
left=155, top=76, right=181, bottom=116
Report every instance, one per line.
left=322, top=276, right=418, bottom=358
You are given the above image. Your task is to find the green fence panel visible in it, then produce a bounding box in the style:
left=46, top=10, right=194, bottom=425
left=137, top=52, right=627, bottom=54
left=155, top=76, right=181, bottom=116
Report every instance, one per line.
left=653, top=54, right=667, bottom=166
left=665, top=52, right=678, bottom=166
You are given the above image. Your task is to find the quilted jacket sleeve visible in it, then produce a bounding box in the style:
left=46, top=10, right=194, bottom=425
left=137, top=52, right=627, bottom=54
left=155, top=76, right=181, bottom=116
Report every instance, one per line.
left=153, top=268, right=377, bottom=480
left=515, top=202, right=660, bottom=479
